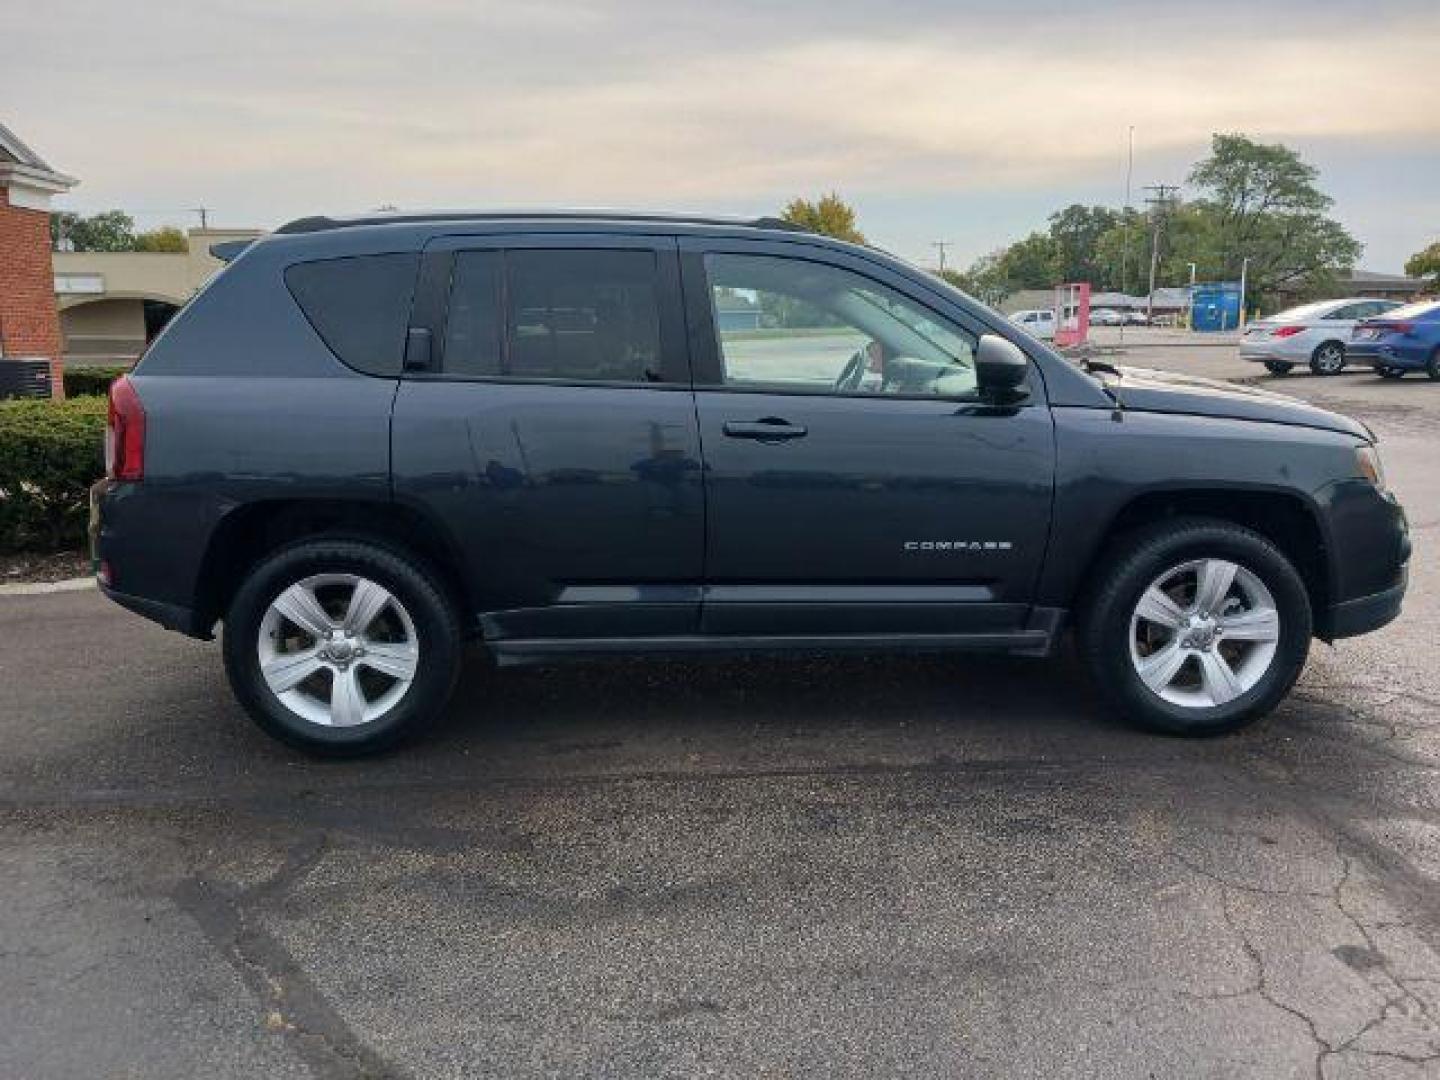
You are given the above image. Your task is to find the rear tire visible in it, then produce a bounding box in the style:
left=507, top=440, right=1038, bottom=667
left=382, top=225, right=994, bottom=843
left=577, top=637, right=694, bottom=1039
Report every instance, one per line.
left=1427, top=348, right=1440, bottom=381
left=1309, top=341, right=1345, bottom=376
left=1263, top=360, right=1294, bottom=376
left=222, top=538, right=462, bottom=756
left=1078, top=518, right=1311, bottom=736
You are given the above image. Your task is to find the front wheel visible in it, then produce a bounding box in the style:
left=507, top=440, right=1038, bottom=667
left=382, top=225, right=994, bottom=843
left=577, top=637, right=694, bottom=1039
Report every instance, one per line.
left=1309, top=341, right=1345, bottom=376
left=223, top=539, right=462, bottom=755
left=1078, top=519, right=1312, bottom=736
left=1377, top=366, right=1406, bottom=380
left=1427, top=348, right=1440, bottom=381
left=1263, top=360, right=1294, bottom=376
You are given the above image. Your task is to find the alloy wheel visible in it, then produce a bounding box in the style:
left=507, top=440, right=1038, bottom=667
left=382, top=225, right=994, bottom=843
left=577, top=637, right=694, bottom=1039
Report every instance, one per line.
left=1313, top=343, right=1344, bottom=375
left=256, top=573, right=419, bottom=727
left=1128, top=558, right=1280, bottom=709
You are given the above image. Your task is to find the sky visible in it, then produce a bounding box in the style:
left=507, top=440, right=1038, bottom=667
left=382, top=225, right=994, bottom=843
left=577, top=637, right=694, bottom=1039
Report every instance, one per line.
left=5, top=0, right=1438, bottom=274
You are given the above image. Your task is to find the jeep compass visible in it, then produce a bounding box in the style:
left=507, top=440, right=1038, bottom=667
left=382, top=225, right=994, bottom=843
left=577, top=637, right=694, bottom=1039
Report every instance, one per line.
left=92, top=212, right=1410, bottom=754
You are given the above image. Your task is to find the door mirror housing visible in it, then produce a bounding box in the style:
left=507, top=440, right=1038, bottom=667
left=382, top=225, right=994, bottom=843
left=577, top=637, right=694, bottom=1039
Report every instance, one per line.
left=975, top=333, right=1029, bottom=402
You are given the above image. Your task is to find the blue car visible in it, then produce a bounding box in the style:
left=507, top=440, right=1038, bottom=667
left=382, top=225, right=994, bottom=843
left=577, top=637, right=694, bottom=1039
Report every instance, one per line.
left=1345, top=298, right=1440, bottom=379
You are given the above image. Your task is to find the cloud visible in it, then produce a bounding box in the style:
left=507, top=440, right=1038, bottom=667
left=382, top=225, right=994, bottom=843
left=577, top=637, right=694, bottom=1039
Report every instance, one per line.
left=5, top=0, right=1437, bottom=251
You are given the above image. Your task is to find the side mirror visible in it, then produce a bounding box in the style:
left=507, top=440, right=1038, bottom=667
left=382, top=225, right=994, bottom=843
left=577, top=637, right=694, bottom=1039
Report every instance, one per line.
left=975, top=333, right=1029, bottom=401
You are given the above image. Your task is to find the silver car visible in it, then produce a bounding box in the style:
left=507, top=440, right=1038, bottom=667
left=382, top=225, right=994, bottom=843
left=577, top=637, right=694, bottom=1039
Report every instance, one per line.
left=1240, top=297, right=1403, bottom=376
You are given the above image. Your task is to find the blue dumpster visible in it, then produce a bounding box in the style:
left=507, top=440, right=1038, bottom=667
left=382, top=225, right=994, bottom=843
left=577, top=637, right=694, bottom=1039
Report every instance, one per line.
left=1190, top=283, right=1242, bottom=332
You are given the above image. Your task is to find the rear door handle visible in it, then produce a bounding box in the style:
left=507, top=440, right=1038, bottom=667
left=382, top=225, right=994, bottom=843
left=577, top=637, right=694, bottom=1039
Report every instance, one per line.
left=723, top=418, right=808, bottom=441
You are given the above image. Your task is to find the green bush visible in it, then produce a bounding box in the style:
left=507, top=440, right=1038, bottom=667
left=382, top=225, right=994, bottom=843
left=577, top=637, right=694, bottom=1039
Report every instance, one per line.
left=0, top=397, right=107, bottom=552
left=62, top=365, right=129, bottom=398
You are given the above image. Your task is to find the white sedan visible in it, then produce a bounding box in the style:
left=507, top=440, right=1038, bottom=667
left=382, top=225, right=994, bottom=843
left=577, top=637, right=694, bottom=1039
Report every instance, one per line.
left=1240, top=297, right=1403, bottom=376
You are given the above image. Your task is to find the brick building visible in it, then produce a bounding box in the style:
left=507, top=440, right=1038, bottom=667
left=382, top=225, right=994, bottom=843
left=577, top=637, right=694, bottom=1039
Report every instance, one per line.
left=0, top=122, right=77, bottom=397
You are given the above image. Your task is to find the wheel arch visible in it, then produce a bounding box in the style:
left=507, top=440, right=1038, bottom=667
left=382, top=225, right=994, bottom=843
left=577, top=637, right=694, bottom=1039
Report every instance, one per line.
left=1074, top=488, right=1331, bottom=624
left=192, top=497, right=475, bottom=634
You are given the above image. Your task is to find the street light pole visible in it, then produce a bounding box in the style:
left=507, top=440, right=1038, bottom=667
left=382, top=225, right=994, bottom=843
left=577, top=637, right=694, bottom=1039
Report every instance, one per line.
left=1238, top=256, right=1250, bottom=331
left=1186, top=262, right=1196, bottom=330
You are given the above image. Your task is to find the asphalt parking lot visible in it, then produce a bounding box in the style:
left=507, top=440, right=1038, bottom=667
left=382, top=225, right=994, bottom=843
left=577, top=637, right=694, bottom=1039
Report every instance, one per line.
left=3, top=343, right=1438, bottom=1078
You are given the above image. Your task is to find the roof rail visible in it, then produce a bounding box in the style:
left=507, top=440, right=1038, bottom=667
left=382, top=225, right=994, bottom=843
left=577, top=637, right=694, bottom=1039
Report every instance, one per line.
left=273, top=209, right=813, bottom=236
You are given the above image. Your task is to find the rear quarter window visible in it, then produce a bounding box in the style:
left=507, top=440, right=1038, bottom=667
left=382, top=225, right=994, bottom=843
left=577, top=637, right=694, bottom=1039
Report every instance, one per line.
left=284, top=253, right=420, bottom=376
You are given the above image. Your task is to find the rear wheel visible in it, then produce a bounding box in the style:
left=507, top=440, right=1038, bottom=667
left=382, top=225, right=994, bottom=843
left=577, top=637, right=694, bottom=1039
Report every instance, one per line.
left=1377, top=366, right=1406, bottom=380
left=1263, top=360, right=1293, bottom=376
left=1309, top=341, right=1345, bottom=376
left=1078, top=519, right=1311, bottom=736
left=1427, top=347, right=1440, bottom=381
left=223, top=539, right=462, bottom=755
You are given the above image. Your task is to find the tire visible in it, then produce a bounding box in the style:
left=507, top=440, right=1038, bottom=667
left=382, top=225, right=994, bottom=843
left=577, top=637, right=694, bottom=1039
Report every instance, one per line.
left=1427, top=348, right=1440, bottom=382
left=1078, top=518, right=1312, bottom=737
left=1377, top=366, right=1405, bottom=380
left=222, top=538, right=462, bottom=756
left=1309, top=341, right=1346, bottom=376
left=1263, top=360, right=1294, bottom=376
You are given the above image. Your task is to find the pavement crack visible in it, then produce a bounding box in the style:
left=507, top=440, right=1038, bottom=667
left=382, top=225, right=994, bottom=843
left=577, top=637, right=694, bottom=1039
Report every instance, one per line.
left=1215, top=886, right=1334, bottom=1079
left=171, top=831, right=407, bottom=1080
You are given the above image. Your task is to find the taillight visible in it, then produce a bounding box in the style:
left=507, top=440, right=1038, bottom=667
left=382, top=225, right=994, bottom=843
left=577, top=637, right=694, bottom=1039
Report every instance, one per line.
left=105, top=375, right=146, bottom=481
left=1270, top=326, right=1305, bottom=338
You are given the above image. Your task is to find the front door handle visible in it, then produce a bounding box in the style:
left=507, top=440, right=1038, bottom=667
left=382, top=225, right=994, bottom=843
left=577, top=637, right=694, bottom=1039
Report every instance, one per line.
left=723, top=418, right=808, bottom=441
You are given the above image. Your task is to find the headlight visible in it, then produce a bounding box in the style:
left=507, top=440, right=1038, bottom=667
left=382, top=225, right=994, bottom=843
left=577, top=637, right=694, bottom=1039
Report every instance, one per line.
left=1356, top=444, right=1387, bottom=494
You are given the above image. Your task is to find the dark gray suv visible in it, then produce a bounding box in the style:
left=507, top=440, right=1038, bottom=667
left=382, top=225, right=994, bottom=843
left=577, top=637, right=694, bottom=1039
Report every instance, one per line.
left=93, top=211, right=1410, bottom=754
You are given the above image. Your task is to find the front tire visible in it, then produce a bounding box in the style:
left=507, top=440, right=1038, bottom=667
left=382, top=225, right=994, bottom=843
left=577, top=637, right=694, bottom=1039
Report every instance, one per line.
left=1377, top=366, right=1405, bottom=380
left=1078, top=519, right=1312, bottom=736
left=1263, top=360, right=1294, bottom=376
left=1309, top=341, right=1345, bottom=376
left=222, top=539, right=462, bottom=755
left=1427, top=347, right=1440, bottom=381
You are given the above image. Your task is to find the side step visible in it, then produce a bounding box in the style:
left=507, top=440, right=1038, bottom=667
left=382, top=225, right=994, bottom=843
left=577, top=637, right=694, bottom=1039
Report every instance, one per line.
left=488, top=630, right=1056, bottom=667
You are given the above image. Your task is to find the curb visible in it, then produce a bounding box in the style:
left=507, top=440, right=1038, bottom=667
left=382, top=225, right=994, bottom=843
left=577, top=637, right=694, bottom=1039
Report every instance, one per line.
left=0, top=577, right=95, bottom=597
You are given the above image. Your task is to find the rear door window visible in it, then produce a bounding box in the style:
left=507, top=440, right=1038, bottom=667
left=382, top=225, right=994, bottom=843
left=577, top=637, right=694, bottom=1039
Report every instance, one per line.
left=444, top=249, right=664, bottom=383
left=285, top=253, right=420, bottom=376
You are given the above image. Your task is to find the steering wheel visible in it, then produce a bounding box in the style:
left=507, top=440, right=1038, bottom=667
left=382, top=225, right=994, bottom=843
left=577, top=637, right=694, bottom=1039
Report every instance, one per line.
left=834, top=347, right=868, bottom=392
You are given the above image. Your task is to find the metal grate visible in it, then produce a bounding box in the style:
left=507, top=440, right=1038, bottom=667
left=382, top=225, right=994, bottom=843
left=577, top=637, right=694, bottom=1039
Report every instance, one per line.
left=0, top=359, right=55, bottom=400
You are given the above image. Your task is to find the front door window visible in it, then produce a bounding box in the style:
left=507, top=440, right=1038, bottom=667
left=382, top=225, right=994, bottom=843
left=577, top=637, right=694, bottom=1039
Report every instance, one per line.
left=705, top=253, right=978, bottom=399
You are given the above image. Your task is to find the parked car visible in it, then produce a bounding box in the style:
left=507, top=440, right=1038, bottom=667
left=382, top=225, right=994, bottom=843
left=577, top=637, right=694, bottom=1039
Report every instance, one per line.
left=1122, top=310, right=1150, bottom=326
left=1240, top=297, right=1403, bottom=376
left=1089, top=307, right=1124, bottom=326
left=93, top=210, right=1409, bottom=754
left=1008, top=308, right=1056, bottom=340
left=1345, top=299, right=1440, bottom=380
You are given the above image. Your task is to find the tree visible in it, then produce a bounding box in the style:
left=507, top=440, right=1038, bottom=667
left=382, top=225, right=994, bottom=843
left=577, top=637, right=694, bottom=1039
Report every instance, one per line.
left=994, top=231, right=1060, bottom=290
left=51, top=210, right=138, bottom=252
left=780, top=193, right=866, bottom=244
left=134, top=227, right=188, bottom=253
left=940, top=252, right=1010, bottom=306
left=1047, top=204, right=1121, bottom=285
left=1405, top=241, right=1440, bottom=291
left=1187, top=133, right=1361, bottom=302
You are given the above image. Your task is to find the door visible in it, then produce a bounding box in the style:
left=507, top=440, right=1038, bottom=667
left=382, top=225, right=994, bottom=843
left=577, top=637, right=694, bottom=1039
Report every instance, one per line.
left=392, top=235, right=704, bottom=639
left=681, top=241, right=1055, bottom=636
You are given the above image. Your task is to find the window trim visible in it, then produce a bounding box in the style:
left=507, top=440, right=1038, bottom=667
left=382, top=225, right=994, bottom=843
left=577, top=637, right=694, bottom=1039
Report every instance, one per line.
left=413, top=233, right=691, bottom=387
left=680, top=240, right=1026, bottom=405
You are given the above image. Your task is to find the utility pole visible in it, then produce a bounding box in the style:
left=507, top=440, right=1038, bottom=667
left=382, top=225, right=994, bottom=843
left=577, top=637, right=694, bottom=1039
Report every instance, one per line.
left=1142, top=183, right=1179, bottom=322
left=192, top=206, right=210, bottom=230
left=931, top=241, right=951, bottom=276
